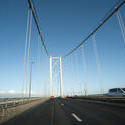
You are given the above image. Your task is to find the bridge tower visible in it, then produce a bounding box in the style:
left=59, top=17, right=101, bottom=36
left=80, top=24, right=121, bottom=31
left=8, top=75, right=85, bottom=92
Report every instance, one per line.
left=49, top=56, right=63, bottom=97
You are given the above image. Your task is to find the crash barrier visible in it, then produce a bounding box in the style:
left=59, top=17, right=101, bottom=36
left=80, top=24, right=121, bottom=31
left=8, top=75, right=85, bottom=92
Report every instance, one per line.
left=0, top=97, right=41, bottom=121
left=68, top=96, right=125, bottom=104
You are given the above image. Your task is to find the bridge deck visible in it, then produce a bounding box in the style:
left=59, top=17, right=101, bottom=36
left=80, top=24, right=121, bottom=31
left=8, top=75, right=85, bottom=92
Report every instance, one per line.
left=1, top=98, right=125, bottom=125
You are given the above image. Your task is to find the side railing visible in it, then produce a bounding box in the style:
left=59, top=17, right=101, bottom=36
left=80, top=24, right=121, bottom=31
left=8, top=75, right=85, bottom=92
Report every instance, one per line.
left=68, top=96, right=125, bottom=104
left=0, top=97, right=41, bottom=121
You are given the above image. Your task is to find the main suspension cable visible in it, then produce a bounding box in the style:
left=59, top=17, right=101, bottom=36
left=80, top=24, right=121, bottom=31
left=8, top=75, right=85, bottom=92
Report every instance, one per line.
left=28, top=0, right=50, bottom=57
left=62, top=0, right=125, bottom=58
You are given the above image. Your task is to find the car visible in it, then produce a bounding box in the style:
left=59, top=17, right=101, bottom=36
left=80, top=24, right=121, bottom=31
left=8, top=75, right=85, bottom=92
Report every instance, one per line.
left=50, top=96, right=55, bottom=99
left=107, top=88, right=125, bottom=96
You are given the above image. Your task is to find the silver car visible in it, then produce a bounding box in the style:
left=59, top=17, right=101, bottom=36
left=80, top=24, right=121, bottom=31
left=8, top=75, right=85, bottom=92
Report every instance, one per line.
left=108, top=88, right=125, bottom=96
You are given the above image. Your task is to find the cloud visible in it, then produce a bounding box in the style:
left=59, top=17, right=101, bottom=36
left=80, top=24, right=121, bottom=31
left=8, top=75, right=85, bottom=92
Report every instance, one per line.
left=8, top=90, right=15, bottom=94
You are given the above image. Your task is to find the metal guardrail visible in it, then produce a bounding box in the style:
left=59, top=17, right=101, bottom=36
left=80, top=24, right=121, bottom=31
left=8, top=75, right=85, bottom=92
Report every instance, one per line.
left=0, top=97, right=42, bottom=122
left=68, top=96, right=125, bottom=104
left=0, top=97, right=41, bottom=110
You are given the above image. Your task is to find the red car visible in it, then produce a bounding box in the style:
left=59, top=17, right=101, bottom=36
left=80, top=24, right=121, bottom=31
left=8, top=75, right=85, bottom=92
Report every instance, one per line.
left=50, top=96, right=55, bottom=99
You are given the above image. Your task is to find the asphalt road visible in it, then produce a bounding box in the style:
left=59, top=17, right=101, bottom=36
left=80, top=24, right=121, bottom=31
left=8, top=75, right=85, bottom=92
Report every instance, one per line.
left=1, top=98, right=125, bottom=125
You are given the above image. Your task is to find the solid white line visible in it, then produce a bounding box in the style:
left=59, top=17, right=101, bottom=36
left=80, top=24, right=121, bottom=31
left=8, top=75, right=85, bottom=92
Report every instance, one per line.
left=71, top=113, right=82, bottom=122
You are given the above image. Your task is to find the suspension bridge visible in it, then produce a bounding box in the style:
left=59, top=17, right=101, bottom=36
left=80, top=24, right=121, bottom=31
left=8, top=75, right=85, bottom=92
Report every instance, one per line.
left=0, top=0, right=125, bottom=125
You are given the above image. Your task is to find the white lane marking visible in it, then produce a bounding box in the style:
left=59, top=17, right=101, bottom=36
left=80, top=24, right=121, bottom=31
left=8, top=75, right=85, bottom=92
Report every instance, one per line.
left=51, top=102, right=54, bottom=125
left=61, top=103, right=64, bottom=106
left=71, top=113, right=82, bottom=122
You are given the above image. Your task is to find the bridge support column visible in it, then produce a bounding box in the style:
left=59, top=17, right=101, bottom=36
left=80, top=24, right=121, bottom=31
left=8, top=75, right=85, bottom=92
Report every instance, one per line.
left=59, top=56, right=63, bottom=97
left=49, top=56, right=63, bottom=97
left=50, top=56, right=53, bottom=96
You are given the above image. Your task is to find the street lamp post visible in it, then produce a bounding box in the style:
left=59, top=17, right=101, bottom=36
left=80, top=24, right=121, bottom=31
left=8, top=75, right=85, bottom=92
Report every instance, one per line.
left=29, top=61, right=34, bottom=98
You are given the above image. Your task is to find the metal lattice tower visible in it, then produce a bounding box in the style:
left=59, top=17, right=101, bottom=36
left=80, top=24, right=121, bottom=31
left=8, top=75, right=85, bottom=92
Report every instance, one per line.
left=50, top=56, right=63, bottom=97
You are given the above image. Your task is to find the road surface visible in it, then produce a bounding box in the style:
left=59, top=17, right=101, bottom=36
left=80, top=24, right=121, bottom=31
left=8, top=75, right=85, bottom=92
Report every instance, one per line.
left=1, top=98, right=125, bottom=125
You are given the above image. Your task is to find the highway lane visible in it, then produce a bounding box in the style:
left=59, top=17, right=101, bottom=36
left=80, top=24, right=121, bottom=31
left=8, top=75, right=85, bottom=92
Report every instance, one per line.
left=1, top=98, right=125, bottom=125
left=0, top=99, right=72, bottom=125
left=1, top=100, right=52, bottom=125
left=57, top=98, right=125, bottom=125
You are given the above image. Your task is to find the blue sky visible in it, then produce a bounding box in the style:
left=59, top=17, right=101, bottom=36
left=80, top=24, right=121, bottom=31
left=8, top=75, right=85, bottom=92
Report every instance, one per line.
left=0, top=0, right=125, bottom=96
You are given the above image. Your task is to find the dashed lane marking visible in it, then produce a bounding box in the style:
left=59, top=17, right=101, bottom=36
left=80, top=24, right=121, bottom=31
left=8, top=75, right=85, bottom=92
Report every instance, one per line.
left=71, top=113, right=82, bottom=122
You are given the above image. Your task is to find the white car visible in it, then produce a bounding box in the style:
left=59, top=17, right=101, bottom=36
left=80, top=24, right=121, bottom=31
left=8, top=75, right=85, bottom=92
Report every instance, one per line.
left=107, top=88, right=125, bottom=96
